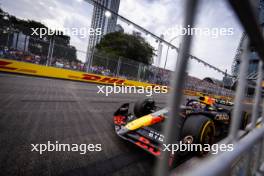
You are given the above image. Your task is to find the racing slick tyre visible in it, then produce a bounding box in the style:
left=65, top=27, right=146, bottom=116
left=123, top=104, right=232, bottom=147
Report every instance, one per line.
left=241, top=111, right=250, bottom=130
left=133, top=98, right=156, bottom=118
left=181, top=115, right=215, bottom=156
left=229, top=109, right=250, bottom=130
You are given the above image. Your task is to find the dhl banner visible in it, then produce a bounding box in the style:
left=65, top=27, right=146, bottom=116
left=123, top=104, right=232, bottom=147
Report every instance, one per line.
left=0, top=58, right=233, bottom=100
left=0, top=58, right=159, bottom=87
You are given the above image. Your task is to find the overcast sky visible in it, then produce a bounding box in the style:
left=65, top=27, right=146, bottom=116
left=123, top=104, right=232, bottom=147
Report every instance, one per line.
left=0, top=0, right=243, bottom=80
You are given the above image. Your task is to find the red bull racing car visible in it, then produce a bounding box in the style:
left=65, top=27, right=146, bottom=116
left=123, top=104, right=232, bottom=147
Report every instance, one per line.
left=113, top=97, right=249, bottom=167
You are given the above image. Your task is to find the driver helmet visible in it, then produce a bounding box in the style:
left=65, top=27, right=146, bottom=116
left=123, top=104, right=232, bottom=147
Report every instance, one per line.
left=199, top=96, right=215, bottom=106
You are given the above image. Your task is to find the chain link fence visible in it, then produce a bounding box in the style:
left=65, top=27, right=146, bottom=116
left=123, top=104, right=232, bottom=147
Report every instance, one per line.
left=0, top=28, right=235, bottom=98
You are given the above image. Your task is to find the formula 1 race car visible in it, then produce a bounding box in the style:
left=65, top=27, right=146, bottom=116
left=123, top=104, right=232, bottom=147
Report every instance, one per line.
left=113, top=97, right=249, bottom=167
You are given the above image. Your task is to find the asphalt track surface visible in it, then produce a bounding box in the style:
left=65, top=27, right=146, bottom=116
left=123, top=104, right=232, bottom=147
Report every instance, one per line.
left=0, top=73, right=172, bottom=176
left=0, top=73, right=253, bottom=176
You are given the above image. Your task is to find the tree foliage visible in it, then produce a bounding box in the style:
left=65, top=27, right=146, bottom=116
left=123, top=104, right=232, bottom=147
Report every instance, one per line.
left=96, top=32, right=155, bottom=65
left=0, top=8, right=78, bottom=62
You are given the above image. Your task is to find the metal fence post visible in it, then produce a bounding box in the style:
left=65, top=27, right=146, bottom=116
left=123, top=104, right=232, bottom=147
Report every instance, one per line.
left=179, top=0, right=264, bottom=174
left=255, top=140, right=264, bottom=175
left=244, top=60, right=263, bottom=175
left=137, top=63, right=142, bottom=81
left=49, top=38, right=55, bottom=66
left=256, top=70, right=264, bottom=174
left=106, top=57, right=109, bottom=69
left=228, top=37, right=250, bottom=142
left=250, top=60, right=263, bottom=130
left=6, top=30, right=10, bottom=48
left=46, top=39, right=52, bottom=66
left=116, top=57, right=121, bottom=77
left=154, top=0, right=199, bottom=175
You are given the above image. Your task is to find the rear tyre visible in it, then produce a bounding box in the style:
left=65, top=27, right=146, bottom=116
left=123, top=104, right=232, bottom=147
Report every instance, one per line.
left=229, top=108, right=251, bottom=130
left=181, top=115, right=215, bottom=156
left=168, top=115, right=215, bottom=169
left=241, top=111, right=250, bottom=130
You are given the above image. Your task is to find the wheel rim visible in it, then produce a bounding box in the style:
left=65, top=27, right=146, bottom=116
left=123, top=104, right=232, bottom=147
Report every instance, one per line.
left=202, top=125, right=214, bottom=145
left=200, top=121, right=215, bottom=155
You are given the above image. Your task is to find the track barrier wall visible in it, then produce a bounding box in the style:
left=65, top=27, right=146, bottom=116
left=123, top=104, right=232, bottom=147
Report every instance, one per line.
left=0, top=58, right=158, bottom=87
left=0, top=58, right=234, bottom=100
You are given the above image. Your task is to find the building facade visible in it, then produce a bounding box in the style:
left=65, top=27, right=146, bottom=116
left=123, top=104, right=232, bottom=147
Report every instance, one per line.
left=86, top=0, right=120, bottom=64
left=115, top=24, right=124, bottom=33
left=231, top=0, right=264, bottom=78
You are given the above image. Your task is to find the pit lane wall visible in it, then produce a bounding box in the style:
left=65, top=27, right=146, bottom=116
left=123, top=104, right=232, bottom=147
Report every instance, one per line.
left=0, top=58, right=232, bottom=100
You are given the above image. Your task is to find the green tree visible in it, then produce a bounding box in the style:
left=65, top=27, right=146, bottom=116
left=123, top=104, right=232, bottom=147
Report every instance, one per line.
left=96, top=32, right=155, bottom=65
left=0, top=8, right=78, bottom=62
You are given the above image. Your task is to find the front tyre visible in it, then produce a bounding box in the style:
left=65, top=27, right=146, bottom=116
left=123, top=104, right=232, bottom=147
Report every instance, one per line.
left=133, top=98, right=156, bottom=118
